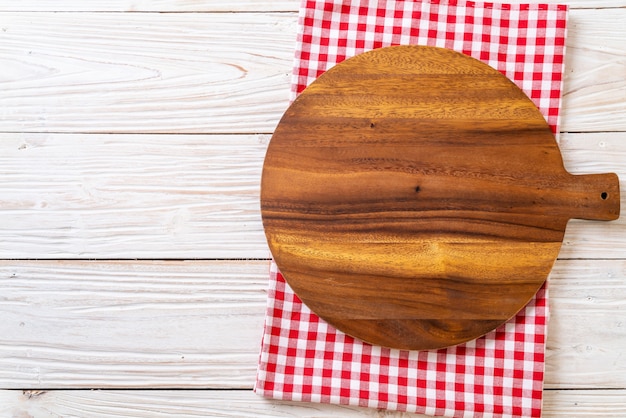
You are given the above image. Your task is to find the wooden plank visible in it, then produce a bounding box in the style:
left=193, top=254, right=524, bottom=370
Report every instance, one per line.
left=0, top=389, right=427, bottom=417
left=0, top=0, right=625, bottom=12
left=0, top=12, right=295, bottom=134
left=0, top=1, right=300, bottom=12
left=0, top=260, right=269, bottom=388
left=0, top=133, right=270, bottom=259
left=561, top=9, right=626, bottom=132
left=0, top=389, right=625, bottom=417
left=1, top=10, right=626, bottom=133
left=543, top=390, right=626, bottom=416
left=0, top=132, right=622, bottom=259
left=1, top=259, right=625, bottom=389
left=545, top=259, right=626, bottom=389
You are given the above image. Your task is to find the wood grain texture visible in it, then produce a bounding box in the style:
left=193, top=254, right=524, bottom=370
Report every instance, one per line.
left=1, top=0, right=625, bottom=12
left=1, top=2, right=625, bottom=414
left=1, top=259, right=624, bottom=388
left=546, top=259, right=626, bottom=389
left=261, top=45, right=619, bottom=350
left=0, top=1, right=301, bottom=12
left=0, top=132, right=622, bottom=260
left=561, top=9, right=626, bottom=132
left=0, top=10, right=625, bottom=133
left=0, top=12, right=294, bottom=133
left=0, top=260, right=269, bottom=388
left=1, top=389, right=625, bottom=417
left=0, top=133, right=269, bottom=259
left=542, top=390, right=626, bottom=417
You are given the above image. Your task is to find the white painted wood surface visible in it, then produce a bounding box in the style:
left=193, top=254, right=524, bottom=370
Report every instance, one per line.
left=0, top=0, right=302, bottom=12
left=0, top=134, right=270, bottom=258
left=1, top=259, right=625, bottom=390
left=0, top=13, right=295, bottom=133
left=0, top=132, right=624, bottom=259
left=0, top=1, right=625, bottom=416
left=1, top=0, right=626, bottom=11
left=1, top=390, right=625, bottom=417
left=1, top=10, right=626, bottom=133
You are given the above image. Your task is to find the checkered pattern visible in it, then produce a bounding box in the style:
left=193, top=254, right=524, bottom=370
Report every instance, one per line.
left=258, top=266, right=548, bottom=417
left=256, top=1, right=567, bottom=417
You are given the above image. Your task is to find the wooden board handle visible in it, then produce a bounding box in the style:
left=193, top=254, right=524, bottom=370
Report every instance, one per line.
left=564, top=173, right=620, bottom=221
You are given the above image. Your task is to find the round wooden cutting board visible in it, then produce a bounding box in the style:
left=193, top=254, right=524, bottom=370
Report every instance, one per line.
left=261, top=45, right=620, bottom=350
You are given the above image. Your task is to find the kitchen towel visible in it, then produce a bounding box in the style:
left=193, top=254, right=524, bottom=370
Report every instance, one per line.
left=256, top=1, right=568, bottom=417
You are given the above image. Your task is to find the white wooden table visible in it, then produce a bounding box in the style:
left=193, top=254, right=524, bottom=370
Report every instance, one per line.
left=0, top=1, right=625, bottom=416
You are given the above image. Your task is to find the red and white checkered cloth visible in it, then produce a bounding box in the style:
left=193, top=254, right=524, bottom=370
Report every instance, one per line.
left=256, top=1, right=568, bottom=417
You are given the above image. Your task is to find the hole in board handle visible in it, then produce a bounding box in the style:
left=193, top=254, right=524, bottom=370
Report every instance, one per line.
left=601, top=192, right=608, bottom=200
